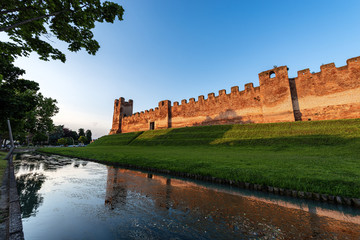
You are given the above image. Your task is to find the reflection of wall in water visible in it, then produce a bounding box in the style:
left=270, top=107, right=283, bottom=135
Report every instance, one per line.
left=105, top=166, right=127, bottom=208
left=104, top=167, right=360, bottom=239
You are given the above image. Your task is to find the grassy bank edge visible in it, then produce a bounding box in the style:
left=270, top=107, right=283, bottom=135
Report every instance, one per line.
left=38, top=119, right=360, bottom=200
left=0, top=151, right=8, bottom=224
left=38, top=144, right=359, bottom=201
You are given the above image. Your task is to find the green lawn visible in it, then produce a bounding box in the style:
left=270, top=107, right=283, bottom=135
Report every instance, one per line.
left=39, top=119, right=360, bottom=198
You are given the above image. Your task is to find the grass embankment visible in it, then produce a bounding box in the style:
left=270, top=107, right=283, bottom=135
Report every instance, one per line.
left=0, top=152, right=7, bottom=183
left=0, top=151, right=7, bottom=223
left=39, top=119, right=360, bottom=198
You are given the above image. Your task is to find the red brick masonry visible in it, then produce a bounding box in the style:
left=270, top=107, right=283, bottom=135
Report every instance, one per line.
left=110, top=56, right=360, bottom=134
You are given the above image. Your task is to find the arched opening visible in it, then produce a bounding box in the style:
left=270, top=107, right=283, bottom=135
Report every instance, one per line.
left=269, top=71, right=276, bottom=78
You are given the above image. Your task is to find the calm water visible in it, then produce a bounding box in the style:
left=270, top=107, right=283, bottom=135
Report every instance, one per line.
left=14, top=154, right=360, bottom=239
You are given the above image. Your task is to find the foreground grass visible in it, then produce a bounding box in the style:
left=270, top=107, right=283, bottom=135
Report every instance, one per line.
left=0, top=152, right=7, bottom=183
left=40, top=119, right=360, bottom=198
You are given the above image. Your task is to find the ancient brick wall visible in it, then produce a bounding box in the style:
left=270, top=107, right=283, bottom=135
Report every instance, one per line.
left=110, top=56, right=360, bottom=134
left=293, top=56, right=360, bottom=121
left=170, top=83, right=263, bottom=128
left=120, top=100, right=171, bottom=133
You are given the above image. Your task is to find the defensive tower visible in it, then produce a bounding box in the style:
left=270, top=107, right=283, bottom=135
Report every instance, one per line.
left=109, top=97, right=133, bottom=134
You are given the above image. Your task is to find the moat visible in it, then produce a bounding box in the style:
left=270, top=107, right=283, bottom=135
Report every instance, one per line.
left=14, top=154, right=360, bottom=239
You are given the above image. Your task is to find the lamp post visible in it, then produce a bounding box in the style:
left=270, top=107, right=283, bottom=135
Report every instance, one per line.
left=5, top=119, right=15, bottom=160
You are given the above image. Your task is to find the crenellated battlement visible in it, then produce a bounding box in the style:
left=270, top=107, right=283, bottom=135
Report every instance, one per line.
left=347, top=56, right=360, bottom=66
left=169, top=82, right=261, bottom=110
left=320, top=62, right=336, bottom=71
left=296, top=57, right=360, bottom=80
left=110, top=56, right=360, bottom=134
left=297, top=69, right=310, bottom=77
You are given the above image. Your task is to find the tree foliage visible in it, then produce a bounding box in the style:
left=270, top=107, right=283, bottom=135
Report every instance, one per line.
left=49, top=125, right=92, bottom=145
left=49, top=125, right=64, bottom=145
left=68, top=131, right=78, bottom=141
left=0, top=43, right=39, bottom=129
left=0, top=47, right=58, bottom=144
left=57, top=137, right=67, bottom=145
left=78, top=128, right=85, bottom=137
left=32, top=131, right=48, bottom=145
left=24, top=93, right=59, bottom=135
left=78, top=135, right=87, bottom=144
left=85, top=129, right=92, bottom=143
left=1, top=0, right=122, bottom=144
left=0, top=0, right=124, bottom=62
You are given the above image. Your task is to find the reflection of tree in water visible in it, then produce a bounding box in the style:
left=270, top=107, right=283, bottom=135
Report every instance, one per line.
left=73, top=160, right=88, bottom=168
left=16, top=173, right=46, bottom=218
left=14, top=161, right=41, bottom=173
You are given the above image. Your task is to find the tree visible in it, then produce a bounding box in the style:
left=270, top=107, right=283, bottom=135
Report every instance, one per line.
left=85, top=129, right=92, bottom=144
left=66, top=137, right=74, bottom=145
left=0, top=43, right=59, bottom=145
left=78, top=128, right=85, bottom=137
left=49, top=125, right=64, bottom=145
left=0, top=0, right=124, bottom=62
left=0, top=46, right=39, bottom=128
left=78, top=136, right=87, bottom=144
left=57, top=137, right=67, bottom=145
left=49, top=126, right=83, bottom=145
left=0, top=49, right=39, bottom=144
left=1, top=0, right=123, bottom=143
left=63, top=127, right=71, bottom=137
left=24, top=93, right=59, bottom=143
left=0, top=75, right=39, bottom=143
left=32, top=132, right=48, bottom=145
left=34, top=93, right=59, bottom=133
left=68, top=131, right=78, bottom=144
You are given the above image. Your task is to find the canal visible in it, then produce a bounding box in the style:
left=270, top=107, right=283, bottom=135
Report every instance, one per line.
left=14, top=153, right=360, bottom=239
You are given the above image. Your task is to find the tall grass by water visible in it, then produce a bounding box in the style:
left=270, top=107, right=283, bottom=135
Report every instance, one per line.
left=0, top=152, right=7, bottom=185
left=40, top=119, right=360, bottom=198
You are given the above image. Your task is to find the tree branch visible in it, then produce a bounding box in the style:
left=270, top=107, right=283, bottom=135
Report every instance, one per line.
left=0, top=10, right=68, bottom=32
left=0, top=6, right=36, bottom=15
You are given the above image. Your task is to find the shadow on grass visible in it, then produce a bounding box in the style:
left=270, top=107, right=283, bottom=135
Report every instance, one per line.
left=90, top=131, right=144, bottom=147
left=92, top=118, right=360, bottom=148
left=130, top=124, right=233, bottom=146
left=129, top=127, right=359, bottom=148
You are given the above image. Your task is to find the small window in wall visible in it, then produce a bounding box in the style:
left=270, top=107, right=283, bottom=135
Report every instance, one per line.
left=270, top=71, right=276, bottom=78
left=150, top=122, right=155, bottom=130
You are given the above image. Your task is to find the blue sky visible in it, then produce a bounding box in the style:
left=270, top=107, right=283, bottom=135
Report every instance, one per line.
left=8, top=0, right=360, bottom=138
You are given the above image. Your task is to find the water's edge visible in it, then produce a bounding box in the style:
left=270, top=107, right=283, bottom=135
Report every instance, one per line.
left=0, top=157, right=24, bottom=240
left=37, top=150, right=360, bottom=209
